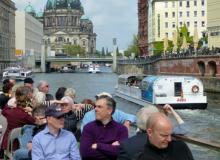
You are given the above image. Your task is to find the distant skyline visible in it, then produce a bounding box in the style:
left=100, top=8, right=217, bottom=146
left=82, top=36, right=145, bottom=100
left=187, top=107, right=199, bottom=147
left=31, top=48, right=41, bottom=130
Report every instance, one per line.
left=13, top=0, right=138, bottom=51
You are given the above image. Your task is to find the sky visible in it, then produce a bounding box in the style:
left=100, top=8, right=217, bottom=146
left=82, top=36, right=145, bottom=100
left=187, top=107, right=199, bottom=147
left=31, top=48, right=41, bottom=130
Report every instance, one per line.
left=13, top=0, right=138, bottom=51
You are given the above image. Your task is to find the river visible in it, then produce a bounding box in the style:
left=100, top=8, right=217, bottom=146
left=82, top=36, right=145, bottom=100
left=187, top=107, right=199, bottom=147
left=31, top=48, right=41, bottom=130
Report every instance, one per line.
left=32, top=66, right=220, bottom=160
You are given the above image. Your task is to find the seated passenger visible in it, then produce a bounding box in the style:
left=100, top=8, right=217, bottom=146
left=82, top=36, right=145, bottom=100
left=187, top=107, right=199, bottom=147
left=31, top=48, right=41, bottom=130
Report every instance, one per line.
left=80, top=95, right=128, bottom=160
left=81, top=92, right=136, bottom=132
left=32, top=104, right=80, bottom=160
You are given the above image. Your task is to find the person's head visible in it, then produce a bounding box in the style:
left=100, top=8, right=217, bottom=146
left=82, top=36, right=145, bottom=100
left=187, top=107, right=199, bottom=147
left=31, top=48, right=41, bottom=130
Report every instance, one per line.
left=146, top=112, right=173, bottom=149
left=136, top=105, right=159, bottom=131
left=24, top=77, right=34, bottom=89
left=64, top=88, right=76, bottom=99
left=2, top=81, right=14, bottom=94
left=37, top=81, right=50, bottom=94
left=32, top=91, right=46, bottom=108
left=81, top=99, right=95, bottom=107
left=45, top=104, right=65, bottom=130
left=32, top=105, right=47, bottom=125
left=3, top=78, right=16, bottom=86
left=11, top=84, right=22, bottom=97
left=95, top=92, right=112, bottom=100
left=60, top=96, right=73, bottom=113
left=95, top=95, right=116, bottom=122
left=15, top=86, right=33, bottom=108
left=55, top=87, right=67, bottom=100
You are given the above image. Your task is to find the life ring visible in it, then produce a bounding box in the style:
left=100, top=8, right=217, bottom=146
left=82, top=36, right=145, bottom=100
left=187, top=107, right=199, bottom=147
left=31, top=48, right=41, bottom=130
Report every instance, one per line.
left=192, top=85, right=199, bottom=93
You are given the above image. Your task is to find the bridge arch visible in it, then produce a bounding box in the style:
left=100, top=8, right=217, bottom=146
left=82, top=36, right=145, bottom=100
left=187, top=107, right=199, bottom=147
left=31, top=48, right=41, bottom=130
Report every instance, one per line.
left=197, top=61, right=205, bottom=76
left=208, top=61, right=217, bottom=77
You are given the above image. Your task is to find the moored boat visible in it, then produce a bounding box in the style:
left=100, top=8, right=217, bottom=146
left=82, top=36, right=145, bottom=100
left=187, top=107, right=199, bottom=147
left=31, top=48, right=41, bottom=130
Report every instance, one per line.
left=88, top=64, right=101, bottom=73
left=115, top=74, right=207, bottom=109
left=2, top=66, right=33, bottom=81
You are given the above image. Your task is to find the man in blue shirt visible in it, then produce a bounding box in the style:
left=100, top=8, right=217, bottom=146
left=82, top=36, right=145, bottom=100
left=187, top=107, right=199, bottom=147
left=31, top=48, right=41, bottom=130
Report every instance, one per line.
left=32, top=104, right=80, bottom=160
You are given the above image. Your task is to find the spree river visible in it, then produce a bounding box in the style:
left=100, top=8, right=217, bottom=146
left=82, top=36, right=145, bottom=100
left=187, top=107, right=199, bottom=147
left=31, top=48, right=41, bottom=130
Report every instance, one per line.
left=32, top=67, right=220, bottom=160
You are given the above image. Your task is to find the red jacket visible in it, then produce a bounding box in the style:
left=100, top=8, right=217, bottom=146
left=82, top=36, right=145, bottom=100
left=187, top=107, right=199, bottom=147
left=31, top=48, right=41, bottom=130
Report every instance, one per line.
left=1, top=106, right=35, bottom=150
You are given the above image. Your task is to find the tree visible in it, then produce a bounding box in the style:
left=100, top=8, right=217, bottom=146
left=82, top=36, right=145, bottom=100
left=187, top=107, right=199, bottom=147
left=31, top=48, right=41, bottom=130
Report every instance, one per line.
left=124, top=35, right=140, bottom=57
left=63, top=45, right=85, bottom=56
left=101, top=47, right=105, bottom=56
left=178, top=24, right=193, bottom=48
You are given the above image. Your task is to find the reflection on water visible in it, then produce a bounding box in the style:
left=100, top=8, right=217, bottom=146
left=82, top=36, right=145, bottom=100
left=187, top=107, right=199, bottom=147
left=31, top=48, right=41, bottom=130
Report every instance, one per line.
left=32, top=68, right=220, bottom=160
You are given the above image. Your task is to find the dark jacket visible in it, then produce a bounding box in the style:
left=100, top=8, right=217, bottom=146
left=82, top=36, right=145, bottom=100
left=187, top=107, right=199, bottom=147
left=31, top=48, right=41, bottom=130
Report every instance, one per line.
left=0, top=93, right=10, bottom=109
left=64, top=111, right=77, bottom=134
left=118, top=131, right=147, bottom=160
left=135, top=138, right=194, bottom=160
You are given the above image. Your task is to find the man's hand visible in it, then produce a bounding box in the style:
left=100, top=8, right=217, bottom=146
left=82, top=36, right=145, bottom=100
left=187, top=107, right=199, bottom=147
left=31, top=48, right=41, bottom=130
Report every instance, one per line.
left=112, top=141, right=120, bottom=146
left=163, top=104, right=174, bottom=115
left=123, top=120, right=131, bottom=130
left=27, top=142, right=32, bottom=151
left=91, top=143, right=97, bottom=149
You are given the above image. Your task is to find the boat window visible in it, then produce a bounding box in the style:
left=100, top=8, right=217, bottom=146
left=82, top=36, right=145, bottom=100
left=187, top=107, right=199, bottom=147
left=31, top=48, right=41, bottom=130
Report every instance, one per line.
left=21, top=73, right=25, bottom=76
left=174, top=82, right=182, bottom=96
left=118, top=78, right=126, bottom=85
left=140, top=81, right=149, bottom=90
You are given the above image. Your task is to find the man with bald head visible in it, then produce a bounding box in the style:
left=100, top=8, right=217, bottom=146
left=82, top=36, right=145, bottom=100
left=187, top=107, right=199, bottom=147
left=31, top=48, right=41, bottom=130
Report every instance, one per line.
left=136, top=112, right=194, bottom=160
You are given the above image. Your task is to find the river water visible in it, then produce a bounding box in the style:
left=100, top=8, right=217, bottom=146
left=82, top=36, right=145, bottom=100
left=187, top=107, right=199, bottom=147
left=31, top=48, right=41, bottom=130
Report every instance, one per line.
left=32, top=66, right=220, bottom=160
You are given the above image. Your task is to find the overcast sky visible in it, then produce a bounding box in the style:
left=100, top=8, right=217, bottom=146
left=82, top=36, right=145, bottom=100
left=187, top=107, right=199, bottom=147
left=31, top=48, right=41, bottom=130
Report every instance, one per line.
left=13, top=0, right=138, bottom=51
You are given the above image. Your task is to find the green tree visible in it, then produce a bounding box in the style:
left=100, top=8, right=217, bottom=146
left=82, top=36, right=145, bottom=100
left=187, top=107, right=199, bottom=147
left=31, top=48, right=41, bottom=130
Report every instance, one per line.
left=178, top=24, right=193, bottom=47
left=152, top=40, right=173, bottom=55
left=101, top=47, right=105, bottom=56
left=63, top=45, right=85, bottom=56
left=125, top=35, right=140, bottom=57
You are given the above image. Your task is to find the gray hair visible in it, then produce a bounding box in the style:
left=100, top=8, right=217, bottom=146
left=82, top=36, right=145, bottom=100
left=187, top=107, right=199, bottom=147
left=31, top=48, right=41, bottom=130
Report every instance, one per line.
left=136, top=105, right=159, bottom=131
left=37, top=81, right=48, bottom=91
left=33, top=91, right=46, bottom=106
left=61, top=96, right=74, bottom=105
left=64, top=88, right=76, bottom=99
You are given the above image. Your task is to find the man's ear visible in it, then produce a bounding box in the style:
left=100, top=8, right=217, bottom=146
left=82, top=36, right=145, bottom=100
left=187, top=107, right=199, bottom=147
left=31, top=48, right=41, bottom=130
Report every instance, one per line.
left=147, top=128, right=152, bottom=136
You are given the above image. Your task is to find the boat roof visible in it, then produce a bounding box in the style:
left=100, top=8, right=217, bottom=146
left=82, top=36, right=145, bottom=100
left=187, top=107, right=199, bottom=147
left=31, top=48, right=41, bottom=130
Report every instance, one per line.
left=142, top=75, right=199, bottom=83
left=118, top=74, right=147, bottom=79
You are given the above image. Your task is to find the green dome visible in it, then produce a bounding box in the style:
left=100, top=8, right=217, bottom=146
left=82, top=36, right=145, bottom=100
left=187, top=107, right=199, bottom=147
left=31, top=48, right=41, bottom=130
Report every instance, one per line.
left=36, top=11, right=44, bottom=17
left=81, top=15, right=89, bottom=20
left=24, top=2, right=35, bottom=14
left=45, top=0, right=83, bottom=10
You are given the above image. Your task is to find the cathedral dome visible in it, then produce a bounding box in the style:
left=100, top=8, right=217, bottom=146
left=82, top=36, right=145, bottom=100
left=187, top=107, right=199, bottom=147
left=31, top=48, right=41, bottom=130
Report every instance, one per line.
left=45, top=0, right=83, bottom=10
left=24, top=2, right=36, bottom=15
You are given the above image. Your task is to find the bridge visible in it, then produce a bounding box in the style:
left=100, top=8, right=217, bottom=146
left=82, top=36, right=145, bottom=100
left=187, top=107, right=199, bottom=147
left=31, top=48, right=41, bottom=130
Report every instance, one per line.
left=35, top=56, right=114, bottom=63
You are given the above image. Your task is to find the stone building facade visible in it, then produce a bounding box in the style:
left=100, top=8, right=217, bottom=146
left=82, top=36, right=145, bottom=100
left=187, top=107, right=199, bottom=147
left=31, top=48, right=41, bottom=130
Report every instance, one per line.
left=0, top=0, right=16, bottom=72
left=43, top=0, right=96, bottom=55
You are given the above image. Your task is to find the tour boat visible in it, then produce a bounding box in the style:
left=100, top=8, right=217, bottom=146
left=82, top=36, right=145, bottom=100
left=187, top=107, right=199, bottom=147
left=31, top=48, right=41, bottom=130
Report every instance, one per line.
left=115, top=74, right=207, bottom=109
left=59, top=65, right=76, bottom=73
left=2, top=66, right=33, bottom=81
left=88, top=64, right=101, bottom=73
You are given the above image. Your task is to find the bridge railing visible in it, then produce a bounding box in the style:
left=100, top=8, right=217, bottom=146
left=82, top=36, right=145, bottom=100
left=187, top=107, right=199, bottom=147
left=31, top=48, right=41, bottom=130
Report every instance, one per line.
left=117, top=49, right=220, bottom=65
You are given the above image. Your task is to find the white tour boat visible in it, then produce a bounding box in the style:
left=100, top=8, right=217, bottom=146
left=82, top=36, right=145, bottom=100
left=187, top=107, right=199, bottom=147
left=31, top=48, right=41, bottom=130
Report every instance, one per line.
left=115, top=74, right=207, bottom=109
left=88, top=64, right=101, bottom=73
left=2, top=66, right=33, bottom=81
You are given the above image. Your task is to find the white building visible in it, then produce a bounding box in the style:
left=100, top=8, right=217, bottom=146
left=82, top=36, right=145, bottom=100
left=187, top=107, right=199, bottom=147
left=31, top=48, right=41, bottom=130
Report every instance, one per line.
left=149, top=0, right=207, bottom=54
left=207, top=0, right=220, bottom=48
left=15, top=11, right=43, bottom=59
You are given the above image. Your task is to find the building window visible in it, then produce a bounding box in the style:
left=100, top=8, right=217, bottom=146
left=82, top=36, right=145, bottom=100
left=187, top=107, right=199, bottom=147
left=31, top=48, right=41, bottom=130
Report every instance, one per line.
left=194, top=11, right=197, bottom=17
left=172, top=22, right=176, bottom=28
left=202, top=11, right=205, bottom=16
left=179, top=22, right=183, bottom=26
left=172, top=12, right=175, bottom=18
left=186, top=1, right=190, bottom=7
left=187, top=22, right=190, bottom=27
left=179, top=1, right=182, bottom=7
left=74, top=40, right=77, bottom=45
left=187, top=11, right=190, bottom=17
left=172, top=1, right=175, bottom=7
left=165, top=22, right=169, bottom=28
left=158, top=14, right=160, bottom=38
left=194, top=21, right=197, bottom=27
left=166, top=33, right=168, bottom=37
left=165, top=12, right=168, bottom=18
left=202, top=21, right=205, bottom=27
left=194, top=0, right=197, bottom=6
left=83, top=40, right=86, bottom=46
left=210, top=32, right=219, bottom=36
left=165, top=2, right=168, bottom=8
left=201, top=0, right=205, bottom=6
left=179, top=12, right=183, bottom=17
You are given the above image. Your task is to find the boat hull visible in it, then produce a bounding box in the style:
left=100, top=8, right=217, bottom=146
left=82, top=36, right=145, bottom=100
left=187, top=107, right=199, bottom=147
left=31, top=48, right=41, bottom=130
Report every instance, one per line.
left=115, top=89, right=207, bottom=109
